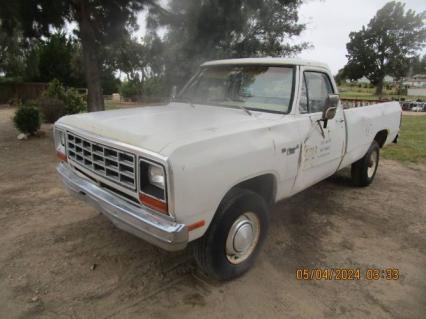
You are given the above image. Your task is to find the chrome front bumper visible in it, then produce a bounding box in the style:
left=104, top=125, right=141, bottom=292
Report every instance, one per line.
left=57, top=163, right=188, bottom=251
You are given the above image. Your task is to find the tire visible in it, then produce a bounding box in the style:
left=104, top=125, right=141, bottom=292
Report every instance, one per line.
left=192, top=188, right=270, bottom=281
left=351, top=141, right=380, bottom=187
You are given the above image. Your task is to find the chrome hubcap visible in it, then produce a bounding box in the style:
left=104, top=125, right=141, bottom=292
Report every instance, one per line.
left=226, top=212, right=260, bottom=264
left=367, top=150, right=378, bottom=178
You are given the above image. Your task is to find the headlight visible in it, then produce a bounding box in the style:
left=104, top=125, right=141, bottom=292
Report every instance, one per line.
left=148, top=165, right=165, bottom=189
left=54, top=127, right=67, bottom=162
left=54, top=128, right=65, bottom=148
left=139, top=159, right=168, bottom=214
left=59, top=131, right=65, bottom=146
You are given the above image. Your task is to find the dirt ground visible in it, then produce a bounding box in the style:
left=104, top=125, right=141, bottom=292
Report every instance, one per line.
left=1, top=106, right=425, bottom=319
left=402, top=111, right=426, bottom=116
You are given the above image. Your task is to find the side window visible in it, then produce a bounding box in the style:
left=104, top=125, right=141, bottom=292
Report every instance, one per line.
left=304, top=72, right=333, bottom=113
left=299, top=75, right=308, bottom=114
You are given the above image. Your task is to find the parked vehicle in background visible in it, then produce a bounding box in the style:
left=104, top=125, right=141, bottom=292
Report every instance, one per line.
left=411, top=103, right=423, bottom=112
left=401, top=102, right=411, bottom=111
left=54, top=58, right=401, bottom=280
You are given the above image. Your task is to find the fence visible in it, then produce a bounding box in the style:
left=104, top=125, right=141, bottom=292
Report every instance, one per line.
left=0, top=82, right=49, bottom=104
left=340, top=98, right=395, bottom=109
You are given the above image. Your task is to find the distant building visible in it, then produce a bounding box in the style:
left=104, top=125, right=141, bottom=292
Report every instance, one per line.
left=403, top=74, right=426, bottom=88
left=403, top=74, right=426, bottom=97
left=407, top=88, right=426, bottom=97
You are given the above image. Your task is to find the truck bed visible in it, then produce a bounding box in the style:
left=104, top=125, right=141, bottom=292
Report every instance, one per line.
left=340, top=101, right=401, bottom=168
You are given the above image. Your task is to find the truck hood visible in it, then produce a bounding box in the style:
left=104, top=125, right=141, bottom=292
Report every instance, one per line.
left=57, top=102, right=275, bottom=156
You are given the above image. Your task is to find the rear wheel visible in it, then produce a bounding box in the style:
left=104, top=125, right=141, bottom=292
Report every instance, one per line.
left=192, top=188, right=269, bottom=281
left=351, top=141, right=380, bottom=187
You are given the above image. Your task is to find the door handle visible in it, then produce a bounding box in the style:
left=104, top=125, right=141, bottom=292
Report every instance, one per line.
left=337, top=119, right=345, bottom=123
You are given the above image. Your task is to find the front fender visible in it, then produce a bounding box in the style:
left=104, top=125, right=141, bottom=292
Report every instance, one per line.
left=168, top=127, right=277, bottom=241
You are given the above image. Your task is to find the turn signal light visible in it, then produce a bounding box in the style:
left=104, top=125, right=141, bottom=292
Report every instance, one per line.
left=139, top=193, right=168, bottom=214
left=57, top=150, right=67, bottom=162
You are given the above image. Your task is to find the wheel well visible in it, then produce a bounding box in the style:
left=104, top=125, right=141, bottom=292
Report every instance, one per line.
left=233, top=174, right=276, bottom=206
left=374, top=130, right=388, bottom=148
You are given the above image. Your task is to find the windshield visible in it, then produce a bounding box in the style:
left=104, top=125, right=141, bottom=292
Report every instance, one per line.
left=178, top=65, right=295, bottom=114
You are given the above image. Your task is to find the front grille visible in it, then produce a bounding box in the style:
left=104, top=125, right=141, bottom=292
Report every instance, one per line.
left=66, top=132, right=136, bottom=190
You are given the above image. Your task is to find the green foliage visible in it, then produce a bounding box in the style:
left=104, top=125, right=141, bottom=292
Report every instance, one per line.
left=143, top=78, right=167, bottom=97
left=338, top=83, right=423, bottom=100
left=344, top=1, right=426, bottom=96
left=397, top=86, right=408, bottom=96
left=409, top=54, right=426, bottom=75
left=2, top=0, right=310, bottom=102
left=13, top=105, right=41, bottom=135
left=101, top=69, right=121, bottom=95
left=0, top=0, right=153, bottom=111
left=334, top=68, right=346, bottom=86
left=43, top=79, right=67, bottom=101
left=36, top=33, right=86, bottom=87
left=37, top=97, right=66, bottom=123
left=383, top=115, right=426, bottom=164
left=0, top=28, right=30, bottom=78
left=37, top=33, right=72, bottom=83
left=1, top=30, right=119, bottom=94
left=120, top=80, right=142, bottom=100
left=64, top=88, right=86, bottom=114
left=41, top=79, right=86, bottom=118
left=149, top=0, right=308, bottom=89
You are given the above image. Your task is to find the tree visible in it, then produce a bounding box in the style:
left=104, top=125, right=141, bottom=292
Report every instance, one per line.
left=0, top=0, right=153, bottom=111
left=149, top=0, right=308, bottom=89
left=109, top=33, right=164, bottom=83
left=0, top=28, right=27, bottom=79
left=408, top=54, right=426, bottom=75
left=36, top=33, right=81, bottom=86
left=344, top=1, right=426, bottom=96
left=0, top=28, right=42, bottom=82
left=106, top=33, right=164, bottom=99
left=334, top=68, right=347, bottom=86
left=67, top=42, right=120, bottom=92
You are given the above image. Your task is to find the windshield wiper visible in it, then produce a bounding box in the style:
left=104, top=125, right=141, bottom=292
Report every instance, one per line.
left=222, top=97, right=252, bottom=116
left=234, top=104, right=252, bottom=116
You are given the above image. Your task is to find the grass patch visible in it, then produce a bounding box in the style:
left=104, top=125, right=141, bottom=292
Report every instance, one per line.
left=339, top=85, right=424, bottom=101
left=382, top=115, right=426, bottom=164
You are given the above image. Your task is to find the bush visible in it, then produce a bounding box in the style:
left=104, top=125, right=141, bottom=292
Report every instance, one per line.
left=64, top=88, right=86, bottom=114
left=13, top=105, right=41, bottom=135
left=37, top=97, right=66, bottom=123
left=120, top=80, right=142, bottom=100
left=143, top=78, right=167, bottom=97
left=43, top=79, right=67, bottom=101
left=41, top=79, right=86, bottom=118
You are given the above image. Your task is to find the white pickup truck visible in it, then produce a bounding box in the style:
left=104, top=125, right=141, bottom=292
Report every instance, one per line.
left=55, top=58, right=401, bottom=280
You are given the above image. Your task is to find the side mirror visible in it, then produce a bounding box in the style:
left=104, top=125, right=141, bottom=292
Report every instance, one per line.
left=321, top=94, right=340, bottom=128
left=171, top=86, right=177, bottom=99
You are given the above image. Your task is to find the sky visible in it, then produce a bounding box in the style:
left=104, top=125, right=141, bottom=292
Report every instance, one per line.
left=136, top=0, right=426, bottom=75
left=295, top=0, right=426, bottom=74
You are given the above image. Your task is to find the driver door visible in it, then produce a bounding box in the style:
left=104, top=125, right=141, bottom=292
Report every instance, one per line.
left=292, top=69, right=345, bottom=193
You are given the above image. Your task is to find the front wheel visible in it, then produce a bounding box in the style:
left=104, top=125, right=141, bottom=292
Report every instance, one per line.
left=192, top=188, right=269, bottom=281
left=351, top=141, right=380, bottom=187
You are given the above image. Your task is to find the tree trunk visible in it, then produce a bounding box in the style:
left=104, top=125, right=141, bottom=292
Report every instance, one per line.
left=375, top=77, right=384, bottom=97
left=75, top=0, right=104, bottom=112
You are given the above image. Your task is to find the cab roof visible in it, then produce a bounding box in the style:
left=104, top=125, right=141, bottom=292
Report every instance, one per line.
left=201, top=57, right=329, bottom=69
